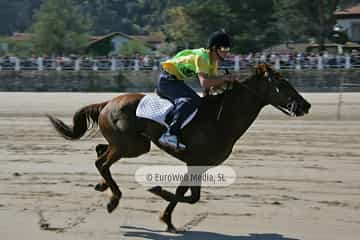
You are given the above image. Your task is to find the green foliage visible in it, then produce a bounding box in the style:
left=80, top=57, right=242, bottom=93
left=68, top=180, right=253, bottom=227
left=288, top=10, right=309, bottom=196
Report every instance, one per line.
left=87, top=38, right=113, bottom=56
left=7, top=40, right=34, bottom=57
left=274, top=0, right=338, bottom=45
left=164, top=0, right=280, bottom=52
left=73, top=0, right=189, bottom=35
left=119, top=40, right=151, bottom=56
left=0, top=0, right=359, bottom=55
left=0, top=37, right=34, bottom=56
left=330, top=29, right=349, bottom=44
left=227, top=0, right=280, bottom=52
left=274, top=0, right=358, bottom=49
left=157, top=42, right=178, bottom=56
left=0, top=0, right=42, bottom=35
left=30, top=0, right=91, bottom=56
left=164, top=6, right=201, bottom=48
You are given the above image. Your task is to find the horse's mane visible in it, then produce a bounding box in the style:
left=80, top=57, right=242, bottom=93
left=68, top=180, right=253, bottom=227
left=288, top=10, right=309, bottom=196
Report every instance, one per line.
left=202, top=91, right=224, bottom=103
left=199, top=63, right=278, bottom=112
left=201, top=73, right=253, bottom=104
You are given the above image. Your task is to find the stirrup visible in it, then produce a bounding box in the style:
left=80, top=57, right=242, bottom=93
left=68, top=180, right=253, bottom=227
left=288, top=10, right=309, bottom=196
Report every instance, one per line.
left=158, top=133, right=186, bottom=151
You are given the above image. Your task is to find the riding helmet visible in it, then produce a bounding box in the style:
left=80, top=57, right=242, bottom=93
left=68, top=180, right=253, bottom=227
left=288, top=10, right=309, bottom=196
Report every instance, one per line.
left=207, top=30, right=232, bottom=49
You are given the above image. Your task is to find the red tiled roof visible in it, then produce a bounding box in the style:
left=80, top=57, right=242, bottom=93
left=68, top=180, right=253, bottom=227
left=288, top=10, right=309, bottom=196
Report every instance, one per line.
left=335, top=4, right=360, bottom=15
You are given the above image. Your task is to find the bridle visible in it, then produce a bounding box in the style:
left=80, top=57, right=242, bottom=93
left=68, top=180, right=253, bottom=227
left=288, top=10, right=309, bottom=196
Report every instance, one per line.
left=216, top=69, right=297, bottom=120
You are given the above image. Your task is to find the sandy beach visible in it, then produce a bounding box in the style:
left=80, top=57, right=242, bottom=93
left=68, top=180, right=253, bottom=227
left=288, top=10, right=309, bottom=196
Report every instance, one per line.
left=0, top=92, right=359, bottom=240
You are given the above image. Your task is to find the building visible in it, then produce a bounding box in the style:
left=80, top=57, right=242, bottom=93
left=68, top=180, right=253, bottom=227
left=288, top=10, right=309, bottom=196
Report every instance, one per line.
left=0, top=32, right=164, bottom=56
left=334, top=4, right=360, bottom=42
left=86, top=32, right=163, bottom=56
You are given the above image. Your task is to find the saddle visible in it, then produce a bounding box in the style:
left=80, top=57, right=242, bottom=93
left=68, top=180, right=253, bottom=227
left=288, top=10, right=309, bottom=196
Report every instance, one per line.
left=135, top=89, right=197, bottom=129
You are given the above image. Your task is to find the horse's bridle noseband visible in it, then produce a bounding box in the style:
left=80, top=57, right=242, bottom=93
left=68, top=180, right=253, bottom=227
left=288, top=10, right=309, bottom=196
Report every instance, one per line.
left=264, top=73, right=298, bottom=117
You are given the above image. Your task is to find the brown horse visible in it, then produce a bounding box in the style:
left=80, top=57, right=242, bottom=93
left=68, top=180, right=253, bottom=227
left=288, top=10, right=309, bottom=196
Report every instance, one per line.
left=47, top=63, right=311, bottom=232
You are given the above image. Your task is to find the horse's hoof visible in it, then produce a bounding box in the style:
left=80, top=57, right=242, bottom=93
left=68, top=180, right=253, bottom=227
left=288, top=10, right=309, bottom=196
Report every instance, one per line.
left=148, top=186, right=162, bottom=194
left=166, top=225, right=178, bottom=233
left=107, top=197, right=120, bottom=213
left=94, top=183, right=108, bottom=192
left=160, top=214, right=177, bottom=233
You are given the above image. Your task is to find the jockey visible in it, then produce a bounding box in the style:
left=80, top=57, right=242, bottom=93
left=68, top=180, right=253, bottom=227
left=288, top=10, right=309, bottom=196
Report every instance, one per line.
left=158, top=30, right=237, bottom=151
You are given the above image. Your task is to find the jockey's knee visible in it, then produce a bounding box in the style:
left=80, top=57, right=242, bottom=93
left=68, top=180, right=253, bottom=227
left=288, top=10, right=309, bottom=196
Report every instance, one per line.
left=175, top=97, right=201, bottom=111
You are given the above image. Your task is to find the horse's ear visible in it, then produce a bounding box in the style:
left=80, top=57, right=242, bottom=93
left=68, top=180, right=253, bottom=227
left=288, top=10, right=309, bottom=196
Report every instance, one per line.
left=264, top=63, right=275, bottom=73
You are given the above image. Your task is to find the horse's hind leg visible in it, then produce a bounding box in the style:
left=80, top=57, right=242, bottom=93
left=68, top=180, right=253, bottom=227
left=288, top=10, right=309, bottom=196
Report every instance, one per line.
left=95, top=145, right=122, bottom=213
left=94, top=144, right=109, bottom=192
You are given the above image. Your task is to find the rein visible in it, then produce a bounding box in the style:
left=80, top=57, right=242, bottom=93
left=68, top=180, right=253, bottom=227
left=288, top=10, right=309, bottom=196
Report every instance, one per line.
left=216, top=71, right=296, bottom=119
left=238, top=80, right=296, bottom=117
left=216, top=69, right=231, bottom=120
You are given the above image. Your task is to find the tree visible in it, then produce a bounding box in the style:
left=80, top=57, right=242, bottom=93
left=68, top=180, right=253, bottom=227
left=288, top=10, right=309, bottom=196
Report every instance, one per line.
left=0, top=0, right=42, bottom=35
left=164, top=6, right=201, bottom=49
left=226, top=0, right=280, bottom=52
left=2, top=0, right=359, bottom=55
left=274, top=0, right=359, bottom=50
left=337, top=0, right=360, bottom=8
left=164, top=0, right=279, bottom=53
left=31, top=0, right=91, bottom=56
left=119, top=40, right=151, bottom=56
left=295, top=0, right=340, bottom=50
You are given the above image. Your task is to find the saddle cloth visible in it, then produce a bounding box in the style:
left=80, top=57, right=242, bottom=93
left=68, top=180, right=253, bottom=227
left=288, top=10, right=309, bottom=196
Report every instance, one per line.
left=136, top=95, right=197, bottom=129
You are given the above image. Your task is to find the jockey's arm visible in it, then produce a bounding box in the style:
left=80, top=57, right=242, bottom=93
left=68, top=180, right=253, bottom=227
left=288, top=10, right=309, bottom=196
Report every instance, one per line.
left=198, top=72, right=238, bottom=90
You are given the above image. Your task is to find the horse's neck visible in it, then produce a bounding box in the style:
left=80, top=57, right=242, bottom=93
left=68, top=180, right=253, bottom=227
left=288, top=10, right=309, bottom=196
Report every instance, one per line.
left=216, top=86, right=264, bottom=143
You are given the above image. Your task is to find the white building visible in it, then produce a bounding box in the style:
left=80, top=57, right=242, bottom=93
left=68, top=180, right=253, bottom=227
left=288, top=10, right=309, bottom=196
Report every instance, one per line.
left=335, top=4, right=360, bottom=42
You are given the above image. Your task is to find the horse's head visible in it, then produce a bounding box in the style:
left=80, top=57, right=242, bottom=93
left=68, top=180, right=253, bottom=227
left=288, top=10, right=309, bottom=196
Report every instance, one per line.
left=242, top=63, right=311, bottom=117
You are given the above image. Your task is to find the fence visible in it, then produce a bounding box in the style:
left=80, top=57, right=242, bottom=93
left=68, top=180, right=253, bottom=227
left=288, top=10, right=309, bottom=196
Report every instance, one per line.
left=1, top=54, right=360, bottom=71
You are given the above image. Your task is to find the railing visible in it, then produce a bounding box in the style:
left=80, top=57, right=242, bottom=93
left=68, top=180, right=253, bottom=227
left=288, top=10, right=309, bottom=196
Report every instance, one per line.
left=0, top=55, right=360, bottom=71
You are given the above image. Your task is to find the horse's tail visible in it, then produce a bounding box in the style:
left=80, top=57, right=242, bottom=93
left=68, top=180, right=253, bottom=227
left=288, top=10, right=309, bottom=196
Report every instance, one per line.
left=47, top=101, right=109, bottom=140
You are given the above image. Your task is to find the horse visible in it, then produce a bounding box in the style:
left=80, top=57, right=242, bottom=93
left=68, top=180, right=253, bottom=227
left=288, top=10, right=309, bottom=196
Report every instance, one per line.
left=47, top=63, right=311, bottom=232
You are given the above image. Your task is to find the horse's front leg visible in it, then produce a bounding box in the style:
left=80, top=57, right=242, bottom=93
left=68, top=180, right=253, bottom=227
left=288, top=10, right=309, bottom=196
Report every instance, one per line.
left=150, top=185, right=201, bottom=233
left=160, top=185, right=188, bottom=233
